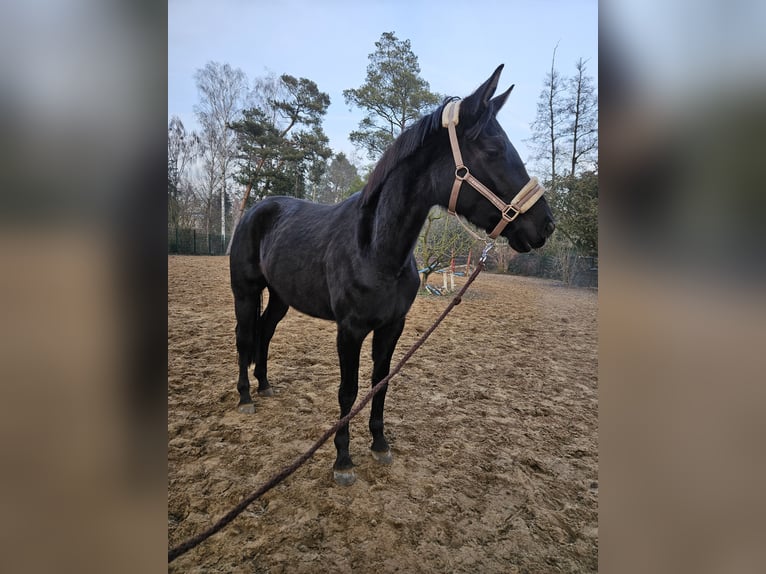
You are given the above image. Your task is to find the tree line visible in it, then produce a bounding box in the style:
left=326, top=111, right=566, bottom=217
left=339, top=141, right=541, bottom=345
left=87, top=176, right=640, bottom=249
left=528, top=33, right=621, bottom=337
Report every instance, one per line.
left=522, top=45, right=598, bottom=284
left=168, top=32, right=597, bottom=282
left=167, top=66, right=362, bottom=245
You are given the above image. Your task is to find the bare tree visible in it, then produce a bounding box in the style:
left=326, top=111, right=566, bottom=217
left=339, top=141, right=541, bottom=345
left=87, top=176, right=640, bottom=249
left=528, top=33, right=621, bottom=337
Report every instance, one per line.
left=491, top=242, right=516, bottom=273
left=167, top=115, right=201, bottom=227
left=193, top=61, right=247, bottom=239
left=248, top=71, right=284, bottom=124
left=526, top=50, right=599, bottom=281
left=528, top=43, right=568, bottom=193
left=416, top=208, right=475, bottom=286
left=566, top=58, right=598, bottom=176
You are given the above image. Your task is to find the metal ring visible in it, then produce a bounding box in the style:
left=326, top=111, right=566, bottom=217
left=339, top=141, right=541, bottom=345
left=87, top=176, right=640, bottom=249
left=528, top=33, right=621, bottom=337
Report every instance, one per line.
left=455, top=166, right=469, bottom=180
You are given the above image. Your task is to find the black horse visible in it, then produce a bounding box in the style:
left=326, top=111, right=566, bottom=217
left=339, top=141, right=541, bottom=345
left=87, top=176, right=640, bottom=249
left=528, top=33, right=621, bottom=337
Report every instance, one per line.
left=230, top=65, right=555, bottom=485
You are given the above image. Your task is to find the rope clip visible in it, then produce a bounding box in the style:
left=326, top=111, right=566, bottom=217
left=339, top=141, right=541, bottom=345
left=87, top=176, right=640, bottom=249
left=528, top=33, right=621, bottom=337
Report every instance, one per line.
left=480, top=241, right=495, bottom=263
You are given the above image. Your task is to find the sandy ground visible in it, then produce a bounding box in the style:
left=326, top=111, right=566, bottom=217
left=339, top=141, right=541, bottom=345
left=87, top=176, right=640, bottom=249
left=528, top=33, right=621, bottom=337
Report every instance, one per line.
left=168, top=255, right=598, bottom=573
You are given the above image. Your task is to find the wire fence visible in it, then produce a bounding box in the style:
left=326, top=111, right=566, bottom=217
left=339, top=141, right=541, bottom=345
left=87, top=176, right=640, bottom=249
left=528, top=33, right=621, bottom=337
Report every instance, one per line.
left=166, top=226, right=597, bottom=287
left=506, top=252, right=598, bottom=288
left=168, top=226, right=227, bottom=255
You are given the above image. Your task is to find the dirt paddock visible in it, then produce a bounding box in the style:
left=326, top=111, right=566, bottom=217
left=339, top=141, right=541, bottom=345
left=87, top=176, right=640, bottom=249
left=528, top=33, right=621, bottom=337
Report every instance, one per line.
left=168, top=255, right=598, bottom=573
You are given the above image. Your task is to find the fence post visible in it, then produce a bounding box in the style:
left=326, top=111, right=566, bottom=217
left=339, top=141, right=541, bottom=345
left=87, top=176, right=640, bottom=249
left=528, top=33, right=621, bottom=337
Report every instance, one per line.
left=193, top=229, right=196, bottom=254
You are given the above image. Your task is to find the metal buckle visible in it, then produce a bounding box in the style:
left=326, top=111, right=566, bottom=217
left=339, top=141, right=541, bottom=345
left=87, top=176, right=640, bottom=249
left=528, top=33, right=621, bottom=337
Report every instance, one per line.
left=501, top=203, right=520, bottom=222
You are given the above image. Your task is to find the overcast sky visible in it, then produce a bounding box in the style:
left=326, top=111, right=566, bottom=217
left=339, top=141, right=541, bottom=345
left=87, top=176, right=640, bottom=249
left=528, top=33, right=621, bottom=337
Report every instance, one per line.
left=169, top=0, right=598, bottom=165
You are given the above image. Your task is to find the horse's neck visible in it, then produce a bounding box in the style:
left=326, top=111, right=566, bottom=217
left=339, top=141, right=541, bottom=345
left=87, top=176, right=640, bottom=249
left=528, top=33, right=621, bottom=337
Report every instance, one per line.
left=369, top=172, right=435, bottom=272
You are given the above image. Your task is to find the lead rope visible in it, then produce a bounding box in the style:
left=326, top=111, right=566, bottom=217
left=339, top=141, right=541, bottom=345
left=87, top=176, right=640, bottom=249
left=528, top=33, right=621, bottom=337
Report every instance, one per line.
left=452, top=210, right=494, bottom=244
left=168, top=249, right=492, bottom=563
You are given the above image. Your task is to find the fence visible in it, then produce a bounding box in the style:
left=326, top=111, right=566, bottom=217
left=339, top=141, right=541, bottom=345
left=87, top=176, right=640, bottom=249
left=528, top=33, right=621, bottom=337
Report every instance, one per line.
left=506, top=252, right=598, bottom=288
left=168, top=226, right=227, bottom=255
left=505, top=252, right=558, bottom=279
left=572, top=256, right=598, bottom=288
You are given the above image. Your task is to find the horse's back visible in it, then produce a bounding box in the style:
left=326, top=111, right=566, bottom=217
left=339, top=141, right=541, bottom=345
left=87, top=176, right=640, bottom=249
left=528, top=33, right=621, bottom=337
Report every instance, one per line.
left=230, top=194, right=418, bottom=327
left=230, top=196, right=359, bottom=319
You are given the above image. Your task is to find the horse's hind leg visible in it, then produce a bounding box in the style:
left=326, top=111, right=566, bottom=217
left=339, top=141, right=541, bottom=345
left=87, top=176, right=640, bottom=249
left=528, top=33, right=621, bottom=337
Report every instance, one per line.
left=234, top=290, right=262, bottom=413
left=252, top=287, right=288, bottom=396
left=369, top=318, right=405, bottom=464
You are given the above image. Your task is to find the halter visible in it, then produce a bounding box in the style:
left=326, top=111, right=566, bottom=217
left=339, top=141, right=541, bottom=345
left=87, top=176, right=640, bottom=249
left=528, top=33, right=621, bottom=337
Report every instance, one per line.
left=441, top=99, right=545, bottom=240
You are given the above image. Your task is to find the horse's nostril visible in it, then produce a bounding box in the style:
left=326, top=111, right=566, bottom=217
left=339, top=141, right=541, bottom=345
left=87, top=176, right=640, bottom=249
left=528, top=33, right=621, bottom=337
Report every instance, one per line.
left=545, top=221, right=556, bottom=236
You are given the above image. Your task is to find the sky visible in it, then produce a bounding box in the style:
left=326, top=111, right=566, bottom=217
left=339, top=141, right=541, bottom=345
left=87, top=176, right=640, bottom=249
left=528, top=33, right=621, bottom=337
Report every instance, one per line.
left=169, top=0, right=598, bottom=166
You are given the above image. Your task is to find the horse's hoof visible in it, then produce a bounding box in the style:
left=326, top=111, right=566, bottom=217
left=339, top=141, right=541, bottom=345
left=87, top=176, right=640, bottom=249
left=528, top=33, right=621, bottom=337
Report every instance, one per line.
left=333, top=469, right=356, bottom=486
left=257, top=387, right=274, bottom=397
left=370, top=449, right=393, bottom=465
left=237, top=403, right=256, bottom=414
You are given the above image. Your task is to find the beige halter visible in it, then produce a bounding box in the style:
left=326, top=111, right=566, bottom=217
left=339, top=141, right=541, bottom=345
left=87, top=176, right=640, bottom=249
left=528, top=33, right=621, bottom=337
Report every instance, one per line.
left=441, top=99, right=545, bottom=239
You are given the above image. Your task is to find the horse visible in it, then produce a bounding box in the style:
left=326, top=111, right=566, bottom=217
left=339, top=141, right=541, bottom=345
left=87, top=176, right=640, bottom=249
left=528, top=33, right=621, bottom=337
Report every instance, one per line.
left=229, top=65, right=555, bottom=485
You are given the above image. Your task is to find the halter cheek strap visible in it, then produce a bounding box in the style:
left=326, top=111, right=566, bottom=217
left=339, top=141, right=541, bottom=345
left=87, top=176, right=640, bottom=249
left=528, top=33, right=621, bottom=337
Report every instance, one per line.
left=441, top=99, right=545, bottom=239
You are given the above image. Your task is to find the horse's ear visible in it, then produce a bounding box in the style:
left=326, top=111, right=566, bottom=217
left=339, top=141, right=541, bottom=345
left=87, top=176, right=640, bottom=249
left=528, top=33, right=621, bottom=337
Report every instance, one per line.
left=490, top=85, right=514, bottom=115
left=463, top=64, right=505, bottom=117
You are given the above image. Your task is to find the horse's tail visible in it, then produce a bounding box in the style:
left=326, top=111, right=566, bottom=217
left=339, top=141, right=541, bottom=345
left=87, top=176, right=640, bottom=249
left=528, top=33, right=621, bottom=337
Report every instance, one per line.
left=250, top=291, right=262, bottom=366
left=231, top=211, right=264, bottom=369
left=234, top=288, right=262, bottom=368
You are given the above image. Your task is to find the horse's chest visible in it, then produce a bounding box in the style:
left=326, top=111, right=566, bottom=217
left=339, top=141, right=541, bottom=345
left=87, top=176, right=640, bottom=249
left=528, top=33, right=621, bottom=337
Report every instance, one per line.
left=340, top=274, right=418, bottom=327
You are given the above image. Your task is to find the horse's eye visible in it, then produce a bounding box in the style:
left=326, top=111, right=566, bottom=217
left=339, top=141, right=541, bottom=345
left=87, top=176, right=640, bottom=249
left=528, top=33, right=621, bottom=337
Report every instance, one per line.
left=484, top=137, right=507, bottom=159
left=486, top=146, right=503, bottom=159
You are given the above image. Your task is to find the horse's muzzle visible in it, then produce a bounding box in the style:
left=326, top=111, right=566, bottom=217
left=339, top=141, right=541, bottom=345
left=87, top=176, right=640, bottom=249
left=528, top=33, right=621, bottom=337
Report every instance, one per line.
left=543, top=219, right=556, bottom=238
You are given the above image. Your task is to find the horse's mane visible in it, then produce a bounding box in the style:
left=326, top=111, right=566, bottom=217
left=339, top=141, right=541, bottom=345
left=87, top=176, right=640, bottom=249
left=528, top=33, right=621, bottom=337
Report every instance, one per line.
left=360, top=100, right=451, bottom=208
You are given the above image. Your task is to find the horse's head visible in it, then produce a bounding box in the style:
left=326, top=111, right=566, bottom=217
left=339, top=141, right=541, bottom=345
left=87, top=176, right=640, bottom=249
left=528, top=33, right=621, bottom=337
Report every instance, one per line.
left=441, top=65, right=555, bottom=252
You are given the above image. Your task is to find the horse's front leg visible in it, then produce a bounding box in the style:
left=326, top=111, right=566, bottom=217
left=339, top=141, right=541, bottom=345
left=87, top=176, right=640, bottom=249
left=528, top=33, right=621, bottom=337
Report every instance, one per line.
left=333, top=324, right=366, bottom=486
left=369, top=318, right=405, bottom=464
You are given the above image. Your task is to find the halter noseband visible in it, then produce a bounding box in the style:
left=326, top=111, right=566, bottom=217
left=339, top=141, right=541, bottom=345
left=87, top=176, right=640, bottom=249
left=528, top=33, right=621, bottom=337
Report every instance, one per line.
left=441, top=99, right=545, bottom=239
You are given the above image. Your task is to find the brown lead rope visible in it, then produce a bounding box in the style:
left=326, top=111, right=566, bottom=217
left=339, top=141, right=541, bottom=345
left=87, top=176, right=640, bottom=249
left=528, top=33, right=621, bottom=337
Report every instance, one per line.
left=168, top=244, right=493, bottom=563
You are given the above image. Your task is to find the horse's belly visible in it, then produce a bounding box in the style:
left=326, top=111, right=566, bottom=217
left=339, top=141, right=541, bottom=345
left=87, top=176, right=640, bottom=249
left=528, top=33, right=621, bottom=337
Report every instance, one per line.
left=263, top=271, right=335, bottom=321
left=288, top=297, right=335, bottom=321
